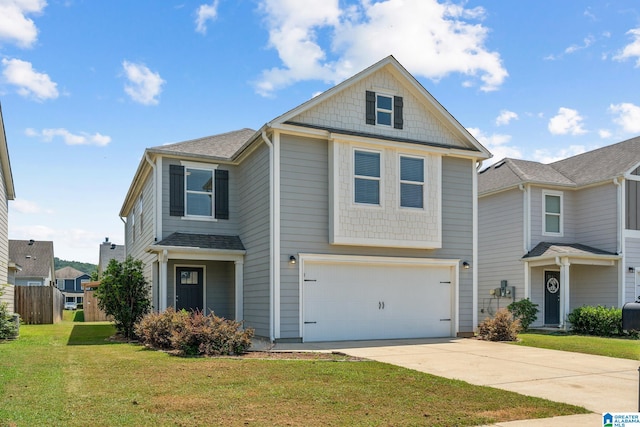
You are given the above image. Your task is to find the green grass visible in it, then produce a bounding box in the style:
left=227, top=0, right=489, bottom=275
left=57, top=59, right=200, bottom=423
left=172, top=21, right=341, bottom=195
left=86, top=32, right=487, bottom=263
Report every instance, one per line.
left=515, top=330, right=640, bottom=360
left=0, top=320, right=589, bottom=427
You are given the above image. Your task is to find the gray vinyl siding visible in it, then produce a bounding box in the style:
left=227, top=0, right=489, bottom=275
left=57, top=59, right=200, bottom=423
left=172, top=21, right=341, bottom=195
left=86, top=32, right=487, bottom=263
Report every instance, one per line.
left=478, top=188, right=525, bottom=323
left=237, top=144, right=271, bottom=338
left=625, top=237, right=640, bottom=303
left=165, top=260, right=235, bottom=319
left=0, top=160, right=8, bottom=287
left=279, top=134, right=475, bottom=338
left=124, top=172, right=156, bottom=300
left=530, top=186, right=576, bottom=246
left=569, top=265, right=618, bottom=308
left=530, top=267, right=550, bottom=327
left=161, top=159, right=240, bottom=238
left=575, top=183, right=617, bottom=252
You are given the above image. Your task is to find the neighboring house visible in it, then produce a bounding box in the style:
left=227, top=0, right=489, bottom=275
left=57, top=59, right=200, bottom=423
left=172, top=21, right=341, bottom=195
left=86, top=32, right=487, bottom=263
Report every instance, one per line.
left=9, top=240, right=56, bottom=287
left=55, top=266, right=90, bottom=306
left=120, top=56, right=491, bottom=342
left=478, top=138, right=640, bottom=329
left=0, top=104, right=16, bottom=313
left=97, top=237, right=125, bottom=276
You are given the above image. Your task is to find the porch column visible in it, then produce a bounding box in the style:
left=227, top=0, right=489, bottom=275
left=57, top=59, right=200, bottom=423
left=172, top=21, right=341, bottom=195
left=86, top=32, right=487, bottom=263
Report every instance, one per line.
left=559, top=256, right=571, bottom=329
left=234, top=260, right=244, bottom=322
left=159, top=250, right=168, bottom=312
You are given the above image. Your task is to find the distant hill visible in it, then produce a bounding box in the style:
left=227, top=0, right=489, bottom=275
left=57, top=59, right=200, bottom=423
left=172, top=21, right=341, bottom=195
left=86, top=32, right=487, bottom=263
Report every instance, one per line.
left=54, top=257, right=97, bottom=275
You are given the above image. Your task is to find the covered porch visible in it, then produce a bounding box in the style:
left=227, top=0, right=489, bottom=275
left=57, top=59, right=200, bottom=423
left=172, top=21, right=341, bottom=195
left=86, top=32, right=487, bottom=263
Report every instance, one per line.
left=146, top=232, right=246, bottom=321
left=522, top=242, right=620, bottom=328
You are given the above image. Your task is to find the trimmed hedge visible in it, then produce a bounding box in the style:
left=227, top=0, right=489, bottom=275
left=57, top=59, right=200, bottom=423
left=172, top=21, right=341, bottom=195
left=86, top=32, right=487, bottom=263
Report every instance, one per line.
left=567, top=305, right=623, bottom=337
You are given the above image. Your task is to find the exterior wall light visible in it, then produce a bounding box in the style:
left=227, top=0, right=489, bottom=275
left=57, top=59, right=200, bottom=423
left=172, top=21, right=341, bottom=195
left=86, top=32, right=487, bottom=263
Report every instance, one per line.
left=289, top=255, right=297, bottom=264
left=462, top=261, right=470, bottom=269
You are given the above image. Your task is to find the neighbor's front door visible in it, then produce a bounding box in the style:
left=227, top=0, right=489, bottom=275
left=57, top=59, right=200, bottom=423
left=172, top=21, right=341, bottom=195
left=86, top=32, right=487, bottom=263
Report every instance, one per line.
left=544, top=270, right=560, bottom=325
left=176, top=267, right=203, bottom=312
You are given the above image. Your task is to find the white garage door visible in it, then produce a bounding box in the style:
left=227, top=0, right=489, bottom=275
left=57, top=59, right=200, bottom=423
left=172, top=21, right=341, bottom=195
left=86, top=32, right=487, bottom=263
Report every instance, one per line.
left=302, top=259, right=453, bottom=342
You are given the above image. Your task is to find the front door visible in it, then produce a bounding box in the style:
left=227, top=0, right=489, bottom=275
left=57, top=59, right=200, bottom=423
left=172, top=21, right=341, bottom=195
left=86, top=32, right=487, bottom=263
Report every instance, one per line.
left=176, top=267, right=203, bottom=311
left=544, top=271, right=560, bottom=325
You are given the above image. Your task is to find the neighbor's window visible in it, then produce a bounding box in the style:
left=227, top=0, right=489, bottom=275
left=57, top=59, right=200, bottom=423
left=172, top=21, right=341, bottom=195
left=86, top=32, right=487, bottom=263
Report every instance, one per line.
left=543, top=191, right=562, bottom=235
left=400, top=156, right=424, bottom=208
left=186, top=167, right=214, bottom=216
left=354, top=150, right=381, bottom=205
left=376, top=94, right=393, bottom=126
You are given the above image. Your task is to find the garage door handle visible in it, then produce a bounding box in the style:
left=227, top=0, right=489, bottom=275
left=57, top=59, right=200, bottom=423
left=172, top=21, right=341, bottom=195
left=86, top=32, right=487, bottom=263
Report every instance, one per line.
left=440, top=318, right=451, bottom=321
left=304, top=321, right=317, bottom=324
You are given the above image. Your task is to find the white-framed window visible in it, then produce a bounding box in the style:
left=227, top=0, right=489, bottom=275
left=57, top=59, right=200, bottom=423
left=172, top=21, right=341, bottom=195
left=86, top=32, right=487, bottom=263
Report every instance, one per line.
left=185, top=165, right=216, bottom=217
left=354, top=149, right=381, bottom=205
left=399, top=155, right=424, bottom=209
left=138, top=194, right=143, bottom=234
left=543, top=190, right=563, bottom=235
left=376, top=93, right=393, bottom=126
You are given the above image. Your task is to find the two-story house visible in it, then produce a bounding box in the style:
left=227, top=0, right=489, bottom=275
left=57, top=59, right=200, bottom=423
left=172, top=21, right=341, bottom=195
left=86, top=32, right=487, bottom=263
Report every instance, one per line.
left=478, top=138, right=640, bottom=328
left=98, top=237, right=125, bottom=276
left=9, top=240, right=55, bottom=287
left=120, top=56, right=491, bottom=342
left=55, top=266, right=90, bottom=307
left=0, top=104, right=16, bottom=313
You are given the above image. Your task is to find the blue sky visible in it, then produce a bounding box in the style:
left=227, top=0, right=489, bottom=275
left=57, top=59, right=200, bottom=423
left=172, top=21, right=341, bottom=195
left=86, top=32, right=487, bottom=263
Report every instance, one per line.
left=2, top=0, right=640, bottom=264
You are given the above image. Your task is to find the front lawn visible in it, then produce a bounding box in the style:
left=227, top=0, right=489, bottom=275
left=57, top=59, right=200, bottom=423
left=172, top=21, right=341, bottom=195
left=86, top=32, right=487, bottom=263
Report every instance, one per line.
left=0, top=320, right=589, bottom=427
left=515, top=330, right=640, bottom=360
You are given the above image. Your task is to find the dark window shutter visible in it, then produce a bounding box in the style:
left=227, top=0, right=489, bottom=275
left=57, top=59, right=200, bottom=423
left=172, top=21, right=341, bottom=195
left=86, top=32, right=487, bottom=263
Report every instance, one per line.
left=169, top=164, right=184, bottom=216
left=215, top=169, right=229, bottom=220
left=366, top=91, right=376, bottom=125
left=394, top=96, right=404, bottom=129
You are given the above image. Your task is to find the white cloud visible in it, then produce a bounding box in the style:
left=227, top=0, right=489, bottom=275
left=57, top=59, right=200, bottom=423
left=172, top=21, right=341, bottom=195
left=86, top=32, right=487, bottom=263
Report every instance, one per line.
left=564, top=35, right=594, bottom=54
left=533, top=145, right=589, bottom=164
left=467, top=127, right=521, bottom=166
left=0, top=0, right=46, bottom=48
left=598, top=129, right=612, bottom=139
left=495, top=110, right=518, bottom=126
left=614, top=28, right=640, bottom=66
left=2, top=58, right=58, bottom=101
left=195, top=1, right=219, bottom=34
left=25, top=127, right=111, bottom=146
left=12, top=198, right=45, bottom=214
left=609, top=102, right=640, bottom=133
left=122, top=61, right=165, bottom=105
left=548, top=107, right=587, bottom=135
left=255, top=0, right=507, bottom=96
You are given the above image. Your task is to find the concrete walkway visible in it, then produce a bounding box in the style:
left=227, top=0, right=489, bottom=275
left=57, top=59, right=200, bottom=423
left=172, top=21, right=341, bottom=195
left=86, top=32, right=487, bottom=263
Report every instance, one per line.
left=258, top=338, right=640, bottom=426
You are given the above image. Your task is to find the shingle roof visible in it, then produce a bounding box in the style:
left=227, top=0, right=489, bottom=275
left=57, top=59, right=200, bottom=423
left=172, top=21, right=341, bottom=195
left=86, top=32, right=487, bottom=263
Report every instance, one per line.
left=154, top=232, right=245, bottom=251
left=522, top=242, right=618, bottom=259
left=479, top=136, right=640, bottom=195
left=55, top=266, right=88, bottom=279
left=9, top=240, right=54, bottom=278
left=148, top=128, right=257, bottom=160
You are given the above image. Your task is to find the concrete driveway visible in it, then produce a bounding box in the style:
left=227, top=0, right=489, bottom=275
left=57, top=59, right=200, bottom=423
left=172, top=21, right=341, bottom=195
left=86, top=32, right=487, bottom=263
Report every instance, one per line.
left=267, top=338, right=640, bottom=426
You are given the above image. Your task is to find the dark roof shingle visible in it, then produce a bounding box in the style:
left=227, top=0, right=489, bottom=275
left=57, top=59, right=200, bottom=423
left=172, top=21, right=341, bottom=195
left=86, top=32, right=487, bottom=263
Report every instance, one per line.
left=154, top=233, right=245, bottom=251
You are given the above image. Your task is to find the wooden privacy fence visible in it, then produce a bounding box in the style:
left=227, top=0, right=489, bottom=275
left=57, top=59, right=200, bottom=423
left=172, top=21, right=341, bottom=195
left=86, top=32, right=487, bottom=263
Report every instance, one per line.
left=14, top=286, right=63, bottom=324
left=82, top=281, right=111, bottom=322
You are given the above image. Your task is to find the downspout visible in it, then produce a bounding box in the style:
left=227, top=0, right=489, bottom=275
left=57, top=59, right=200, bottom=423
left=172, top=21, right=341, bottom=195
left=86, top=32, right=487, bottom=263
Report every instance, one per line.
left=262, top=130, right=276, bottom=342
left=519, top=184, right=530, bottom=300
left=472, top=160, right=481, bottom=332
left=614, top=177, right=624, bottom=307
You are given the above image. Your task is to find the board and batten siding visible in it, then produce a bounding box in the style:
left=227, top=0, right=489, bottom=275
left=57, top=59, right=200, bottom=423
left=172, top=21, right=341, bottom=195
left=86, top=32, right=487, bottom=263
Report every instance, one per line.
left=279, top=134, right=475, bottom=338
left=237, top=144, right=271, bottom=338
left=161, top=159, right=241, bottom=238
left=575, top=183, right=618, bottom=252
left=478, top=188, right=525, bottom=322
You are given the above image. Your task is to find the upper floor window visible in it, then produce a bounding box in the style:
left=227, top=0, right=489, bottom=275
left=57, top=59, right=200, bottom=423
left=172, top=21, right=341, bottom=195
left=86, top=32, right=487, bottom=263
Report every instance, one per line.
left=170, top=163, right=229, bottom=220
left=543, top=190, right=563, bottom=235
left=366, top=91, right=403, bottom=129
left=400, top=156, right=424, bottom=209
left=354, top=150, right=380, bottom=205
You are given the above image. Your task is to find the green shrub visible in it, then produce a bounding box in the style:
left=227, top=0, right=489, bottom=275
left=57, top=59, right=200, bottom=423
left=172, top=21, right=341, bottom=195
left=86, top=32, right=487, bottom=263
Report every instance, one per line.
left=477, top=308, right=521, bottom=341
left=507, top=298, right=539, bottom=331
left=136, top=309, right=254, bottom=356
left=0, top=286, right=18, bottom=340
left=567, top=305, right=623, bottom=336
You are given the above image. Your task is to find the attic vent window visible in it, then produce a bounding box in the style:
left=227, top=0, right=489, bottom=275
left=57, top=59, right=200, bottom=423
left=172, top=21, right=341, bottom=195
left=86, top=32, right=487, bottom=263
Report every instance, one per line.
left=366, top=91, right=403, bottom=129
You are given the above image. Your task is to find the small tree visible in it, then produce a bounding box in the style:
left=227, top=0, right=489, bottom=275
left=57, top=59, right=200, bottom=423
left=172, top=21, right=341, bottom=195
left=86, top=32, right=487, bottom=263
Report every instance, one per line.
left=507, top=298, right=539, bottom=331
left=95, top=257, right=151, bottom=340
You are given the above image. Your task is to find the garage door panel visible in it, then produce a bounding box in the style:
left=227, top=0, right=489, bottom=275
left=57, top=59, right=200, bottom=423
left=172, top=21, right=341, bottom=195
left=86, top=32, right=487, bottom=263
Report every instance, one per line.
left=302, top=260, right=454, bottom=342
